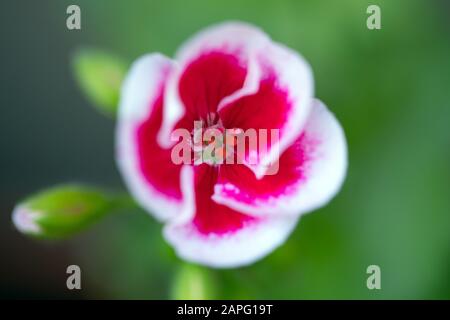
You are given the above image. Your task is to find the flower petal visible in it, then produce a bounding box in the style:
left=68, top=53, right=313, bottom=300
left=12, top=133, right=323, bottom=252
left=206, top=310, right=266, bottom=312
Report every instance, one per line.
left=158, top=21, right=314, bottom=177
left=213, top=99, right=347, bottom=217
left=158, top=21, right=271, bottom=147
left=116, top=54, right=184, bottom=221
left=218, top=38, right=314, bottom=178
left=164, top=165, right=298, bottom=268
left=174, top=51, right=248, bottom=124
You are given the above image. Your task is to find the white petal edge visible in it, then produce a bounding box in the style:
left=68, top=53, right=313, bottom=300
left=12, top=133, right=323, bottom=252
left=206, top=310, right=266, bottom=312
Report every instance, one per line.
left=250, top=41, right=314, bottom=179
left=12, top=205, right=42, bottom=235
left=163, top=167, right=299, bottom=268
left=212, top=99, right=348, bottom=217
left=158, top=21, right=272, bottom=148
left=116, top=53, right=184, bottom=221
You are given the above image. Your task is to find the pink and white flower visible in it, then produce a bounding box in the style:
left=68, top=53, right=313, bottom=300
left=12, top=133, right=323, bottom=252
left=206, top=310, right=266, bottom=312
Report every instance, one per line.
left=116, top=22, right=347, bottom=268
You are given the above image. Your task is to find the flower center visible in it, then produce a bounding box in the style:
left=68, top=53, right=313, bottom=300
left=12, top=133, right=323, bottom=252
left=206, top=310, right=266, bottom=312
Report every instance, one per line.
left=191, top=113, right=239, bottom=166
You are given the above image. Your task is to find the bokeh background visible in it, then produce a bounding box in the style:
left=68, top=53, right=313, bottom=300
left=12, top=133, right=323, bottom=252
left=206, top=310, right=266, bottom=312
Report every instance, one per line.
left=1, top=0, right=449, bottom=299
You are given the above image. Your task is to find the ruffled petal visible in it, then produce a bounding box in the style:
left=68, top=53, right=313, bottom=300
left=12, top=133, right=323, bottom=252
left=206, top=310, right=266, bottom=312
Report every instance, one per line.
left=159, top=21, right=314, bottom=180
left=116, top=54, right=184, bottom=221
left=213, top=99, right=347, bottom=217
left=218, top=37, right=314, bottom=178
left=163, top=165, right=298, bottom=268
left=158, top=21, right=271, bottom=147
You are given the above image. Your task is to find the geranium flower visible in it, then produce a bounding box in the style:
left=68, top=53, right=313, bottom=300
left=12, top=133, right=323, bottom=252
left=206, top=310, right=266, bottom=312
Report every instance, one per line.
left=116, top=22, right=347, bottom=268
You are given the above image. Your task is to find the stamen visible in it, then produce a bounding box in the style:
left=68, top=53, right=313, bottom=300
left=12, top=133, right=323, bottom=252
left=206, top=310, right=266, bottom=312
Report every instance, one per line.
left=190, top=115, right=233, bottom=166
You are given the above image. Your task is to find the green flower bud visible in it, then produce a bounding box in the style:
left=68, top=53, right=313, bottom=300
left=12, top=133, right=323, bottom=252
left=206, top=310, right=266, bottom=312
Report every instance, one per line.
left=72, top=48, right=127, bottom=117
left=12, top=184, right=117, bottom=239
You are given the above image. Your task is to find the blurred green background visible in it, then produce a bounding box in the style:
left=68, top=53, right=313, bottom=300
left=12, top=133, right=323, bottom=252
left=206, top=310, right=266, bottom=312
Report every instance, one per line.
left=1, top=0, right=449, bottom=299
